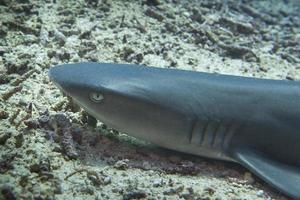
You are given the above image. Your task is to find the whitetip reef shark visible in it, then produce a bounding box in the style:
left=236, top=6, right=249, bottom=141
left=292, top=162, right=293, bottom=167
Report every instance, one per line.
left=49, top=62, right=300, bottom=199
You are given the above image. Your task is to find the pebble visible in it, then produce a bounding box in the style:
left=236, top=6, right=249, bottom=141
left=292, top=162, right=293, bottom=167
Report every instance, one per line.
left=259, top=65, right=269, bottom=73
left=145, top=8, right=164, bottom=21
left=164, top=22, right=178, bottom=33
left=0, top=109, right=9, bottom=120
left=286, top=70, right=298, bottom=80
left=114, top=159, right=129, bottom=170
left=14, top=133, right=24, bottom=148
left=145, top=0, right=160, bottom=6
left=190, top=8, right=204, bottom=23
left=163, top=185, right=184, bottom=195
left=152, top=178, right=164, bottom=187
left=244, top=172, right=255, bottom=184
left=203, top=187, right=215, bottom=196
left=39, top=27, right=49, bottom=45
left=54, top=29, right=67, bottom=45
left=179, top=187, right=194, bottom=199
left=80, top=186, right=94, bottom=195
left=0, top=46, right=9, bottom=55
left=142, top=161, right=151, bottom=170
left=0, top=132, right=12, bottom=145
left=123, top=189, right=147, bottom=200
left=103, top=176, right=112, bottom=185
left=257, top=190, right=264, bottom=197
left=0, top=185, right=16, bottom=200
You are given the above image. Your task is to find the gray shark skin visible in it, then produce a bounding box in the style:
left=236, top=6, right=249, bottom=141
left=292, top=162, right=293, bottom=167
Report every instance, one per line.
left=49, top=62, right=300, bottom=199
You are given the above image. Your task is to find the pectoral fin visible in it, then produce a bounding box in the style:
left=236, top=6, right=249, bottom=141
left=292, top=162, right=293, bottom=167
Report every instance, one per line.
left=232, top=147, right=300, bottom=199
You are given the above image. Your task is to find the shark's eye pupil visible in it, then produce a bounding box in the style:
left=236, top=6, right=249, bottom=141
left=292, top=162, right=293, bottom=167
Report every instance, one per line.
left=89, top=92, right=104, bottom=103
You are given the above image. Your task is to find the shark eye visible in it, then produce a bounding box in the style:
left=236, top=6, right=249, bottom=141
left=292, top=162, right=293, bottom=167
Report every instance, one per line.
left=89, top=92, right=104, bottom=103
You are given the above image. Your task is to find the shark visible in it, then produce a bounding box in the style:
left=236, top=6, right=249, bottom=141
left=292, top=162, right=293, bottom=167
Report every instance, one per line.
left=49, top=62, right=300, bottom=199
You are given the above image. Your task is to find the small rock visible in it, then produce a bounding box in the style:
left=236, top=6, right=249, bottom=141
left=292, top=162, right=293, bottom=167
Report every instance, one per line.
left=14, top=133, right=23, bottom=148
left=86, top=0, right=99, bottom=6
left=0, top=74, right=10, bottom=84
left=257, top=190, right=264, bottom=197
left=163, top=185, right=184, bottom=195
left=187, top=187, right=194, bottom=194
left=191, top=8, right=204, bottom=24
left=29, top=163, right=41, bottom=173
left=40, top=27, right=49, bottom=45
left=80, top=186, right=94, bottom=195
left=180, top=161, right=198, bottom=175
left=79, top=30, right=91, bottom=39
left=145, top=8, right=164, bottom=22
left=0, top=46, right=9, bottom=56
left=114, top=159, right=129, bottom=170
left=49, top=113, right=71, bottom=128
left=48, top=113, right=78, bottom=159
left=181, top=187, right=195, bottom=199
left=203, top=187, right=215, bottom=196
left=240, top=4, right=261, bottom=18
left=244, top=172, right=255, bottom=184
left=103, top=176, right=112, bottom=185
left=87, top=172, right=102, bottom=186
left=122, top=46, right=135, bottom=61
left=0, top=153, right=15, bottom=173
left=47, top=49, right=56, bottom=58
left=0, top=132, right=12, bottom=145
left=168, top=178, right=174, bottom=187
left=24, top=118, right=40, bottom=129
left=163, top=188, right=176, bottom=195
left=286, top=70, right=298, bottom=80
left=286, top=75, right=295, bottom=80
left=123, top=189, right=147, bottom=200
left=152, top=178, right=164, bottom=187
left=164, top=22, right=178, bottom=33
left=145, top=0, right=160, bottom=6
left=29, top=158, right=51, bottom=174
left=54, top=29, right=67, bottom=45
left=180, top=188, right=194, bottom=200
left=38, top=114, right=50, bottom=124
left=71, top=126, right=83, bottom=144
left=61, top=131, right=78, bottom=159
left=111, top=187, right=122, bottom=193
left=142, top=161, right=151, bottom=170
left=259, top=65, right=269, bottom=73
left=0, top=185, right=16, bottom=200
left=229, top=18, right=255, bottom=34
left=58, top=51, right=71, bottom=61
left=87, top=114, right=97, bottom=127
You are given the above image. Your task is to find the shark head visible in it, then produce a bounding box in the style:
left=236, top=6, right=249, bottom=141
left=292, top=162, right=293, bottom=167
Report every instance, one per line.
left=49, top=62, right=193, bottom=147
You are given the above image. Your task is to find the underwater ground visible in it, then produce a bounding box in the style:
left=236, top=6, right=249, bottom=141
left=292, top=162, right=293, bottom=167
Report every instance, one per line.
left=1, top=0, right=300, bottom=199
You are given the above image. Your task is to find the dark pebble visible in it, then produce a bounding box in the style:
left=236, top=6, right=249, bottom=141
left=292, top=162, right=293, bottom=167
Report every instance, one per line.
left=123, top=190, right=147, bottom=200
left=0, top=185, right=17, bottom=200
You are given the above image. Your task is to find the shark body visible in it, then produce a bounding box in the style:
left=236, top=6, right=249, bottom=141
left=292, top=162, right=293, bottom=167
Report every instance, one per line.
left=49, top=62, right=300, bottom=199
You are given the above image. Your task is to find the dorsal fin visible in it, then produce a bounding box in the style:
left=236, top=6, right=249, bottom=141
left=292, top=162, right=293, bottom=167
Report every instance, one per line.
left=232, top=147, right=300, bottom=199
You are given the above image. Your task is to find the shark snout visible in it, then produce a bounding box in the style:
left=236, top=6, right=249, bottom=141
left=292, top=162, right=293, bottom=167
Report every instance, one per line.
left=48, top=64, right=67, bottom=87
left=48, top=63, right=81, bottom=95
